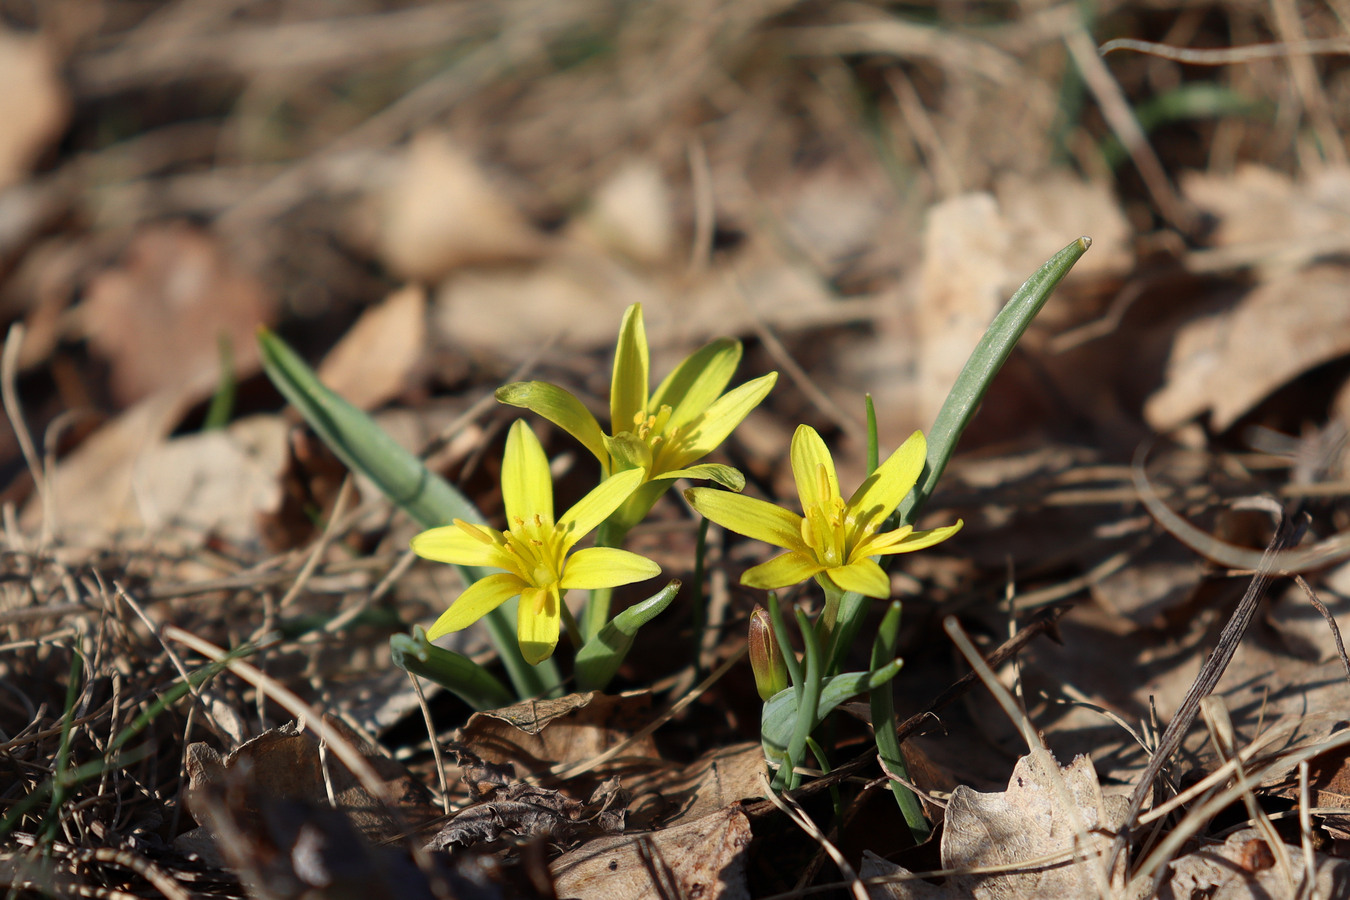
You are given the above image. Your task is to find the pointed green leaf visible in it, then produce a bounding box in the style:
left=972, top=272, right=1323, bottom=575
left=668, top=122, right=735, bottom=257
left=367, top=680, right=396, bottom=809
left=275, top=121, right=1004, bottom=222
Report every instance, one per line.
left=760, top=659, right=905, bottom=756
left=391, top=628, right=513, bottom=710
left=574, top=580, right=681, bottom=691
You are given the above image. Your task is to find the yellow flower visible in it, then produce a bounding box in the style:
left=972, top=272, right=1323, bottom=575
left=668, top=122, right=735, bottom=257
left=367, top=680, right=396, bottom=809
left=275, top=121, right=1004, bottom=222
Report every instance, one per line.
left=411, top=420, right=660, bottom=664
left=685, top=425, right=961, bottom=598
left=496, top=303, right=777, bottom=533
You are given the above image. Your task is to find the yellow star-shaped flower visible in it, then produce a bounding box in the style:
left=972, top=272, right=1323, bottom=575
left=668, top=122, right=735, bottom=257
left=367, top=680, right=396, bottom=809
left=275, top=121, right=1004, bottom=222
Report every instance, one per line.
left=685, top=425, right=961, bottom=598
left=496, top=303, right=777, bottom=534
left=411, top=420, right=660, bottom=664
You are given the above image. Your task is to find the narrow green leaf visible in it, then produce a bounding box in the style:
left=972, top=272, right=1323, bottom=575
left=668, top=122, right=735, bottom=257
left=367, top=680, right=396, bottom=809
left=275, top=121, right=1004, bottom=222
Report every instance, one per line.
left=897, top=237, right=1090, bottom=526
left=869, top=601, right=929, bottom=842
left=777, top=608, right=823, bottom=790
left=391, top=628, right=514, bottom=710
left=574, top=580, right=681, bottom=691
left=257, top=328, right=558, bottom=699
left=761, top=659, right=905, bottom=759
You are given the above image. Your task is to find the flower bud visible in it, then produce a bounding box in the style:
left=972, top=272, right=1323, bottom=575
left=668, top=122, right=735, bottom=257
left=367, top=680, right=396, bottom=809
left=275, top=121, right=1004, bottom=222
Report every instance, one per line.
left=748, top=605, right=790, bottom=701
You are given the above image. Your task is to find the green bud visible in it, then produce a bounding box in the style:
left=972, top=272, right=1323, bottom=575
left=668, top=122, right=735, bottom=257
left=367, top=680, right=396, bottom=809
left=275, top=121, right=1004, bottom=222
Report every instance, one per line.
left=748, top=605, right=790, bottom=701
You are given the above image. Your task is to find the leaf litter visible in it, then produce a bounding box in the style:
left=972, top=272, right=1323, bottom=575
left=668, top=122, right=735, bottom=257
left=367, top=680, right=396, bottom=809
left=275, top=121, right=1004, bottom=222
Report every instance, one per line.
left=4, top=1, right=1350, bottom=898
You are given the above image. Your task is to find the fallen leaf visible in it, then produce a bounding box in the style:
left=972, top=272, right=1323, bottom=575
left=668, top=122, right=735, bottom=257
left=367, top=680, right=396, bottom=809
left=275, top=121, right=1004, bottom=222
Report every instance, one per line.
left=1144, top=262, right=1350, bottom=431
left=863, top=752, right=1125, bottom=899
left=379, top=131, right=547, bottom=281
left=183, top=719, right=439, bottom=847
left=625, top=742, right=767, bottom=828
left=82, top=222, right=275, bottom=405
left=0, top=28, right=68, bottom=190
left=455, top=692, right=660, bottom=790
left=1159, top=827, right=1350, bottom=900
left=316, top=284, right=428, bottom=412
left=571, top=159, right=675, bottom=265
left=550, top=806, right=752, bottom=900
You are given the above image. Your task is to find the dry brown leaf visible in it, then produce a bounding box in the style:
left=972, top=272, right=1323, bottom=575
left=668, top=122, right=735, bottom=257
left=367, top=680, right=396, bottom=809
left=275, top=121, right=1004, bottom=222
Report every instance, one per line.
left=82, top=222, right=275, bottom=405
left=1144, top=262, right=1350, bottom=432
left=625, top=742, right=767, bottom=828
left=0, top=28, right=68, bottom=190
left=571, top=159, right=676, bottom=265
left=1182, top=164, right=1350, bottom=276
left=864, top=753, right=1125, bottom=899
left=1159, top=827, right=1350, bottom=899
left=550, top=806, right=752, bottom=900
left=24, top=388, right=197, bottom=548
left=915, top=175, right=1129, bottom=426
left=379, top=131, right=547, bottom=281
left=316, top=284, right=427, bottom=411
left=432, top=250, right=657, bottom=357
left=456, top=692, right=660, bottom=788
left=182, top=720, right=438, bottom=847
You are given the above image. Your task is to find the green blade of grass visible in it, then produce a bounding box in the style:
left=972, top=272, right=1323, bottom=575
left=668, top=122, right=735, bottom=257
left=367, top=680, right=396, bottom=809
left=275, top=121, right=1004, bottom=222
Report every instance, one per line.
left=257, top=328, right=558, bottom=698
left=870, top=601, right=929, bottom=842
left=391, top=627, right=514, bottom=710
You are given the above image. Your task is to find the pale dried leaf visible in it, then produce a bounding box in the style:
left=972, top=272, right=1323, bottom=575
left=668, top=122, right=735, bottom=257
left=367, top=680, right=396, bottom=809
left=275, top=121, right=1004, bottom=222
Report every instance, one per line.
left=0, top=29, right=68, bottom=190
left=572, top=159, right=675, bottom=265
left=550, top=806, right=752, bottom=900
left=379, top=131, right=546, bottom=280
left=1159, top=827, right=1350, bottom=900
left=625, top=742, right=767, bottom=828
left=82, top=222, right=274, bottom=404
left=316, top=284, right=427, bottom=411
left=1144, top=263, right=1350, bottom=431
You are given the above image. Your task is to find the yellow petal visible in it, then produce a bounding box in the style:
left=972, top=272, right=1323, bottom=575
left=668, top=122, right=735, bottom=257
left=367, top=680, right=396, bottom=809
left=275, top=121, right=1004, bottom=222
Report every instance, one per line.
left=518, top=585, right=561, bottom=665
left=610, top=303, right=649, bottom=435
left=670, top=372, right=778, bottom=468
left=561, top=547, right=660, bottom=589
left=847, top=430, right=926, bottom=535
left=426, top=573, right=525, bottom=639
left=870, top=520, right=963, bottom=555
left=410, top=523, right=506, bottom=569
left=742, top=551, right=825, bottom=590
left=684, top=488, right=804, bottom=550
left=557, top=467, right=644, bottom=548
left=649, top=338, right=741, bottom=429
left=825, top=559, right=890, bottom=598
left=789, top=425, right=839, bottom=511
left=502, top=420, right=553, bottom=525
left=496, top=382, right=608, bottom=467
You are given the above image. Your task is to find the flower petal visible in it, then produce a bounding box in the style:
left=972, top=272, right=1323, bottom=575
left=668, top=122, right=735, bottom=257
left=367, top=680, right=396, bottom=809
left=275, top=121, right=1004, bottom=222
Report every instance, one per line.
left=518, top=585, right=561, bottom=665
left=426, top=573, right=524, bottom=640
left=496, top=382, right=608, bottom=467
left=847, top=430, right=927, bottom=535
left=652, top=463, right=745, bottom=490
left=561, top=547, right=660, bottom=589
left=790, top=424, right=839, bottom=511
left=869, top=520, right=963, bottom=555
left=825, top=559, right=890, bottom=598
left=684, top=488, right=804, bottom=550
left=669, top=373, right=778, bottom=468
left=610, top=304, right=649, bottom=435
left=502, top=420, right=554, bottom=525
left=742, top=551, right=825, bottom=590
left=558, top=467, right=645, bottom=547
left=649, top=338, right=741, bottom=429
left=410, top=522, right=506, bottom=569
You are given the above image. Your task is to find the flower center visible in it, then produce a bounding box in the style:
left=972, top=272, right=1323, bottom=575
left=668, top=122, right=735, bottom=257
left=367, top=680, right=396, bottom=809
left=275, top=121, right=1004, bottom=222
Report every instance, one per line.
left=633, top=405, right=688, bottom=473
left=501, top=513, right=566, bottom=588
left=798, top=464, right=860, bottom=567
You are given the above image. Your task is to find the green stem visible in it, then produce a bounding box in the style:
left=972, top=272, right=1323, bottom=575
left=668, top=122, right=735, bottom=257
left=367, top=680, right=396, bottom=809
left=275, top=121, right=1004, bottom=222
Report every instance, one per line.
left=691, top=517, right=710, bottom=678
left=815, top=576, right=846, bottom=653
left=777, top=607, right=822, bottom=791
left=870, top=601, right=929, bottom=843
left=584, top=518, right=629, bottom=640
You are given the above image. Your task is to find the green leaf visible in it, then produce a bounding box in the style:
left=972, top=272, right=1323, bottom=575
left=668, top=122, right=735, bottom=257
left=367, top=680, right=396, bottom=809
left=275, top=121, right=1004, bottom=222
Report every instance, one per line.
left=761, top=659, right=905, bottom=759
left=391, top=628, right=514, bottom=710
left=257, top=328, right=558, bottom=699
left=574, top=580, right=680, bottom=691
left=869, top=602, right=929, bottom=842
left=897, top=237, right=1090, bottom=525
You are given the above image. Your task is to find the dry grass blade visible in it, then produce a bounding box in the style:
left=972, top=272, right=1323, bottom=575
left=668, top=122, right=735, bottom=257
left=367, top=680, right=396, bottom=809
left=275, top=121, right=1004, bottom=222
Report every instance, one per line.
left=758, top=771, right=868, bottom=900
